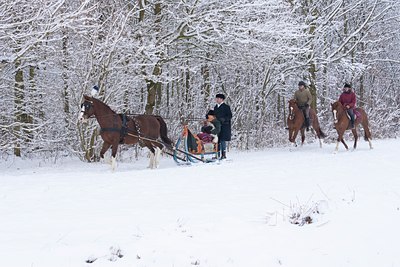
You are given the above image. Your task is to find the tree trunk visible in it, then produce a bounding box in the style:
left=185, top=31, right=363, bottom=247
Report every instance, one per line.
left=144, top=2, right=162, bottom=115
left=13, top=59, right=24, bottom=157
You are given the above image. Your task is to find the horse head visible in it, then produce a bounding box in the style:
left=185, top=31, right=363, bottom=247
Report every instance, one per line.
left=288, top=99, right=298, bottom=121
left=79, top=95, right=95, bottom=123
left=287, top=99, right=300, bottom=143
left=331, top=101, right=344, bottom=124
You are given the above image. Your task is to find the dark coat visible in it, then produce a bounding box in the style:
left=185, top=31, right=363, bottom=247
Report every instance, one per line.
left=201, top=118, right=221, bottom=135
left=214, top=102, right=232, bottom=141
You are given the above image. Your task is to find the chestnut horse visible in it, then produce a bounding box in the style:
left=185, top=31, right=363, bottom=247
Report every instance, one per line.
left=331, top=101, right=372, bottom=152
left=287, top=99, right=326, bottom=147
left=78, top=95, right=173, bottom=169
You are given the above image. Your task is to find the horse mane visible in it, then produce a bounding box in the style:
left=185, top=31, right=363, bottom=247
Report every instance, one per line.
left=91, top=97, right=116, bottom=114
left=332, top=101, right=344, bottom=111
left=288, top=99, right=300, bottom=110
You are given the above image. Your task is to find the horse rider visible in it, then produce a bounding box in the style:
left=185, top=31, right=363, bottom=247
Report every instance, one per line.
left=339, top=83, right=356, bottom=129
left=293, top=81, right=312, bottom=131
left=214, top=93, right=232, bottom=159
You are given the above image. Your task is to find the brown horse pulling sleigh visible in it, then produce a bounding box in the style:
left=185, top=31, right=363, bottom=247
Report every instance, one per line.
left=78, top=95, right=174, bottom=169
left=331, top=101, right=373, bottom=152
left=287, top=99, right=326, bottom=147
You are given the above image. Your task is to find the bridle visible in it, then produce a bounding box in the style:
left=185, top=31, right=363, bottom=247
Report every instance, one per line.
left=288, top=101, right=298, bottom=121
left=331, top=103, right=343, bottom=124
left=80, top=100, right=94, bottom=119
left=81, top=100, right=93, bottom=112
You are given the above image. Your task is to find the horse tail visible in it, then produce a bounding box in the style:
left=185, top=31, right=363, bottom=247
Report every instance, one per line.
left=311, top=110, right=326, bottom=139
left=363, top=118, right=372, bottom=141
left=155, top=116, right=174, bottom=148
left=358, top=108, right=372, bottom=141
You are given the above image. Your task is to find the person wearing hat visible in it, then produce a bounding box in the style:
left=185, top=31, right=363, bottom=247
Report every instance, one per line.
left=339, top=83, right=356, bottom=129
left=198, top=110, right=221, bottom=143
left=214, top=93, right=232, bottom=159
left=293, top=81, right=312, bottom=131
left=201, top=110, right=221, bottom=135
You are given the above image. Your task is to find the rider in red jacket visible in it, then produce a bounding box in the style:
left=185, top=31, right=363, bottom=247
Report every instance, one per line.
left=339, top=83, right=356, bottom=128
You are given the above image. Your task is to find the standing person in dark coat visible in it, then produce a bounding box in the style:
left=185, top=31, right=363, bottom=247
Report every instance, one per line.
left=214, top=93, right=232, bottom=159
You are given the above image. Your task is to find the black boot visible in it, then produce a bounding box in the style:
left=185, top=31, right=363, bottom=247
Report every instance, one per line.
left=305, top=118, right=310, bottom=131
left=220, top=151, right=227, bottom=160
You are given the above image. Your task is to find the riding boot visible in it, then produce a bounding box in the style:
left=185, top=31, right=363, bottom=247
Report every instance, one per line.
left=305, top=118, right=310, bottom=131
left=350, top=119, right=355, bottom=129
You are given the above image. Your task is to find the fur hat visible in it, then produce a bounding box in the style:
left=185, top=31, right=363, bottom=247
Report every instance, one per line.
left=344, top=83, right=352, bottom=88
left=215, top=93, right=225, bottom=100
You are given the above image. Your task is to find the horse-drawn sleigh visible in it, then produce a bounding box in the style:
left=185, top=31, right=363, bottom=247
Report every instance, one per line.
left=78, top=95, right=220, bottom=170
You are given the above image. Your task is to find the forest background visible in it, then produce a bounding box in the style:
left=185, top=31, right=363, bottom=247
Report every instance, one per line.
left=1, top=0, right=399, bottom=161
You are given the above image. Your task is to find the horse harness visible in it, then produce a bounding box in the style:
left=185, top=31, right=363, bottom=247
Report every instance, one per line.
left=99, top=114, right=167, bottom=148
left=82, top=99, right=169, bottom=148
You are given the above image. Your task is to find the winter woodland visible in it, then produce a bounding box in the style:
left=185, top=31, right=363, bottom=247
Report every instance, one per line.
left=1, top=0, right=399, bottom=161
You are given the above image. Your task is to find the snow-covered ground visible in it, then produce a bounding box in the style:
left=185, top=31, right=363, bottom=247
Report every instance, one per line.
left=1, top=138, right=400, bottom=267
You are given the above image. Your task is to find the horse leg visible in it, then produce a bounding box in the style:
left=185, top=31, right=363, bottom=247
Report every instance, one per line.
left=100, top=142, right=112, bottom=163
left=289, top=129, right=298, bottom=147
left=361, top=120, right=373, bottom=149
left=110, top=143, right=119, bottom=171
left=300, top=128, right=305, bottom=146
left=145, top=142, right=156, bottom=169
left=154, top=146, right=162, bottom=168
left=334, top=131, right=347, bottom=153
left=352, top=128, right=358, bottom=150
left=334, top=138, right=340, bottom=153
left=341, top=138, right=348, bottom=150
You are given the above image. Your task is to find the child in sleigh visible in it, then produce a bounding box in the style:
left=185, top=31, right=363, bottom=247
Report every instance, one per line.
left=198, top=110, right=221, bottom=143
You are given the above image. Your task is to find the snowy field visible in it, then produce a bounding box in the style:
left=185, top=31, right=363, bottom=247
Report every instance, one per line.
left=1, top=138, right=400, bottom=267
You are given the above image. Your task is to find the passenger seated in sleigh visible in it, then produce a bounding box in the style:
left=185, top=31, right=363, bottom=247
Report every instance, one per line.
left=197, top=110, right=221, bottom=144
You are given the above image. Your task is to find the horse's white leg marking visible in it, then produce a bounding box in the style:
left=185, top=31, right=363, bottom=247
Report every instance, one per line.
left=333, top=141, right=340, bottom=154
left=368, top=138, right=373, bottom=149
left=154, top=147, right=161, bottom=168
left=319, top=138, right=323, bottom=148
left=111, top=156, right=116, bottom=171
left=148, top=152, right=155, bottom=169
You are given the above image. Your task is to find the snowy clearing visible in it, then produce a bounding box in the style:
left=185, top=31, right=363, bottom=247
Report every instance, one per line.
left=1, top=139, right=400, bottom=267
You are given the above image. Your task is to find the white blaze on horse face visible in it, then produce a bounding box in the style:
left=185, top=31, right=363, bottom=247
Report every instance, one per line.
left=78, top=105, right=88, bottom=123
left=333, top=109, right=338, bottom=123
left=289, top=107, right=294, bottom=120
